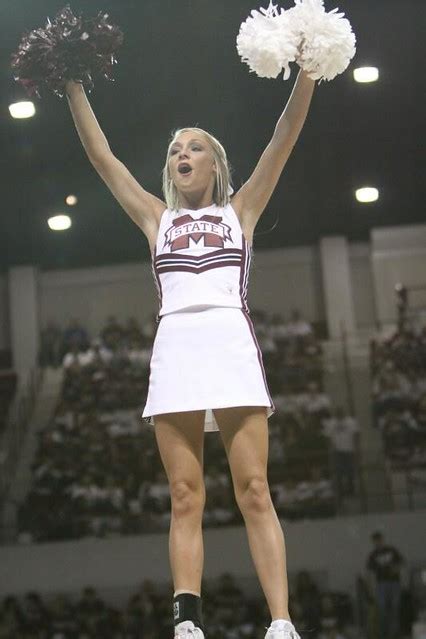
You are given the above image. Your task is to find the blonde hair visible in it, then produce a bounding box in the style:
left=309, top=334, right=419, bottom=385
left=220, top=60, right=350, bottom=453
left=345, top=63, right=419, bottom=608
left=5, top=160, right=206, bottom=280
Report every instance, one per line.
left=162, top=127, right=233, bottom=211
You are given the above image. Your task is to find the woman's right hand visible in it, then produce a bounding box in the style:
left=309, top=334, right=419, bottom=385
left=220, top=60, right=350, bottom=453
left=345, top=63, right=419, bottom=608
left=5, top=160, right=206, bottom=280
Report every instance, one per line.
left=65, top=79, right=82, bottom=96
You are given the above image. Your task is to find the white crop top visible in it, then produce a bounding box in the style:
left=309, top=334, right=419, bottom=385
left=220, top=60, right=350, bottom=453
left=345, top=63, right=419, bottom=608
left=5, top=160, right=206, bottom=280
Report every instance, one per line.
left=151, top=203, right=252, bottom=317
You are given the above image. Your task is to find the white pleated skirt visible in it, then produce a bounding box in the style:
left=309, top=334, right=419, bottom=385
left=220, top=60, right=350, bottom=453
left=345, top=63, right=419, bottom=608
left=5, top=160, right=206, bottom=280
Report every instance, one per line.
left=141, top=305, right=274, bottom=432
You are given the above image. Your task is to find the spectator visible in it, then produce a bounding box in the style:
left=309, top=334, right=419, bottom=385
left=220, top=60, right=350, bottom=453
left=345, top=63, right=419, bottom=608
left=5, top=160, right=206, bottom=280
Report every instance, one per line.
left=48, top=593, right=79, bottom=637
left=322, top=407, right=359, bottom=498
left=22, top=591, right=51, bottom=635
left=256, top=326, right=277, bottom=355
left=294, top=571, right=321, bottom=632
left=144, top=469, right=171, bottom=515
left=366, top=531, right=404, bottom=639
left=269, top=313, right=288, bottom=342
left=318, top=594, right=343, bottom=639
left=203, top=490, right=235, bottom=526
left=285, top=309, right=313, bottom=339
left=214, top=573, right=244, bottom=610
left=416, top=391, right=426, bottom=430
left=373, top=366, right=411, bottom=417
left=61, top=318, right=89, bottom=356
left=75, top=586, right=106, bottom=634
left=378, top=409, right=419, bottom=466
left=39, top=321, right=63, bottom=368
left=124, top=316, right=144, bottom=344
left=298, top=382, right=331, bottom=420
left=86, top=339, right=114, bottom=366
left=141, top=313, right=159, bottom=340
left=127, top=338, right=152, bottom=368
left=62, top=343, right=93, bottom=371
left=301, top=333, right=323, bottom=378
left=0, top=596, right=24, bottom=637
left=101, top=315, right=124, bottom=350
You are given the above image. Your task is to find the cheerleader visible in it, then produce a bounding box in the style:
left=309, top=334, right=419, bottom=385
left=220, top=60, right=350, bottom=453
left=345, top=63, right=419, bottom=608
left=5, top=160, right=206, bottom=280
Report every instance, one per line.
left=65, top=64, right=314, bottom=638
left=11, top=0, right=356, bottom=632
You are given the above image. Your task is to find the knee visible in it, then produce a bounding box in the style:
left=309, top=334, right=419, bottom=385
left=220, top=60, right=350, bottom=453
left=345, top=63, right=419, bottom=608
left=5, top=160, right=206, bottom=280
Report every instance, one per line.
left=170, top=479, right=205, bottom=518
left=236, top=477, right=272, bottom=515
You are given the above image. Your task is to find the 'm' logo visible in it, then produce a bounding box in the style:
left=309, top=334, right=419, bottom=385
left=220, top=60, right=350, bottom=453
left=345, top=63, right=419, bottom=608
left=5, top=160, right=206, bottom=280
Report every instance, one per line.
left=164, top=214, right=232, bottom=252
left=174, top=602, right=180, bottom=620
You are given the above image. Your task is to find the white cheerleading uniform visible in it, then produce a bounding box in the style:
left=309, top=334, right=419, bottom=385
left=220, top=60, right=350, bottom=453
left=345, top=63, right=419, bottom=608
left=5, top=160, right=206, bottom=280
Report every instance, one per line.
left=142, top=202, right=274, bottom=432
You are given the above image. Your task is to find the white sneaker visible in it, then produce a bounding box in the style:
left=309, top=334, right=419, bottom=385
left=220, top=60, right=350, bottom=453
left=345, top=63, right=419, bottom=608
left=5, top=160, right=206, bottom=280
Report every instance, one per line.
left=174, top=620, right=205, bottom=638
left=264, top=619, right=300, bottom=639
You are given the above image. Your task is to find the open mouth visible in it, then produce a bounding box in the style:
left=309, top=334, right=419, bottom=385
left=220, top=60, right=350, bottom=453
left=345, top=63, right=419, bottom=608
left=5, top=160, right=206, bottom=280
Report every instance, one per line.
left=178, top=163, right=193, bottom=175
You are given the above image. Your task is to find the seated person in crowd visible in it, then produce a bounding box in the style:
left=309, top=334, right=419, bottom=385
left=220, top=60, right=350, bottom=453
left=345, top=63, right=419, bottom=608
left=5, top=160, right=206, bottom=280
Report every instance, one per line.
left=297, top=381, right=331, bottom=419
left=286, top=309, right=313, bottom=339
left=61, top=318, right=89, bottom=356
left=39, top=320, right=62, bottom=367
left=101, top=315, right=124, bottom=349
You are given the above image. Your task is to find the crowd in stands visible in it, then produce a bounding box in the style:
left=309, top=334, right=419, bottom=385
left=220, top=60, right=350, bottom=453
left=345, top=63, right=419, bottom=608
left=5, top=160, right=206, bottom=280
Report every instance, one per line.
left=17, top=311, right=359, bottom=542
left=0, top=572, right=354, bottom=639
left=371, top=320, right=426, bottom=470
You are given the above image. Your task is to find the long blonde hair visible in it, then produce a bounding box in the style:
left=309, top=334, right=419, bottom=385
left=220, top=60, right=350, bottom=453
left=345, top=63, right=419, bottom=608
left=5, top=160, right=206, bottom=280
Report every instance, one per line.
left=162, top=127, right=233, bottom=211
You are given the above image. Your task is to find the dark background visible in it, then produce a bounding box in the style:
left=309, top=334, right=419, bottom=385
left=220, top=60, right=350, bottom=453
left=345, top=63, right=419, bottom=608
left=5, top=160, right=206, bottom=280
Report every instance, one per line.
left=0, top=0, right=424, bottom=270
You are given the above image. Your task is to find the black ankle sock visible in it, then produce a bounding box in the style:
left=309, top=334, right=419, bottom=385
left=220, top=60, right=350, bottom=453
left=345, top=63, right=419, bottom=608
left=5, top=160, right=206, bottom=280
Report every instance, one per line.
left=173, top=593, right=204, bottom=632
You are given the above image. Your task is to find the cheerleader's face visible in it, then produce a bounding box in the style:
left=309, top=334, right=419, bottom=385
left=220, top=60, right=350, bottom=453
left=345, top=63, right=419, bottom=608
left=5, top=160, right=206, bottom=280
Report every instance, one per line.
left=168, top=131, right=216, bottom=196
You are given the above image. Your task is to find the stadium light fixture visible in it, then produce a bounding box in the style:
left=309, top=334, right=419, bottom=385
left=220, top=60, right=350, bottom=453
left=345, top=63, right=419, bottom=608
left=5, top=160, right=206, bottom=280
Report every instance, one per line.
left=353, top=67, right=379, bottom=83
left=355, top=187, right=380, bottom=203
left=9, top=101, right=36, bottom=118
left=48, top=215, right=72, bottom=231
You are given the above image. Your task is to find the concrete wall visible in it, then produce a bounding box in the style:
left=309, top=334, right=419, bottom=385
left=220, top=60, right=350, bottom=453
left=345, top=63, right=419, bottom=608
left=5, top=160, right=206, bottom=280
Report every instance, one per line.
left=38, top=246, right=326, bottom=339
left=349, top=243, right=376, bottom=329
left=1, top=510, right=425, bottom=599
left=372, top=225, right=426, bottom=324
left=2, top=224, right=425, bottom=350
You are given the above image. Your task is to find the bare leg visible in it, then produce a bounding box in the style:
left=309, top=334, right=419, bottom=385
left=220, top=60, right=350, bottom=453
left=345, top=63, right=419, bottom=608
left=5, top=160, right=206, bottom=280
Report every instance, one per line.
left=155, top=410, right=206, bottom=594
left=214, top=406, right=290, bottom=621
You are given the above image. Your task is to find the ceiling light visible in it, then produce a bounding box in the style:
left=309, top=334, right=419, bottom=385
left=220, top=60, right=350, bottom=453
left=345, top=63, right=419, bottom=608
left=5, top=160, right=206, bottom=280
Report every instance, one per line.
left=9, top=101, right=36, bottom=119
left=66, top=195, right=78, bottom=206
left=353, top=67, right=379, bottom=83
left=355, top=187, right=379, bottom=203
left=48, top=215, right=72, bottom=231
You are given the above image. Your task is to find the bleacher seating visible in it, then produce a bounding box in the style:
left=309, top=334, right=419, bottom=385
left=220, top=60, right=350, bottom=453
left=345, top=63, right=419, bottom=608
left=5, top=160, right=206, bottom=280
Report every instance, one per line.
left=0, top=572, right=354, bottom=639
left=371, top=322, right=426, bottom=471
left=17, top=311, right=344, bottom=542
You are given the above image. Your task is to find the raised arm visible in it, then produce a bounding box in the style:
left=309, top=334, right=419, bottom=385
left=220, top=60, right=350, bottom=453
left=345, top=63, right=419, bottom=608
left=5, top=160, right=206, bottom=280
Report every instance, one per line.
left=232, top=69, right=315, bottom=230
left=66, top=81, right=165, bottom=241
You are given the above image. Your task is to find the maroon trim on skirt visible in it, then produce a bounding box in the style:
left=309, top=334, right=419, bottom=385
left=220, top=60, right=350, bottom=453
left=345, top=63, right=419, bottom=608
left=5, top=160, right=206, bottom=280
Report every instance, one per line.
left=242, top=238, right=251, bottom=312
left=238, top=236, right=250, bottom=313
left=241, top=309, right=275, bottom=410
left=239, top=237, right=246, bottom=307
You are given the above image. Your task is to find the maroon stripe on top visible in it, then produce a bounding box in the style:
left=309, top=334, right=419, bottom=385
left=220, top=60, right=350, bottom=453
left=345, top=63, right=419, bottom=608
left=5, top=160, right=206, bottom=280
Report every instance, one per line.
left=156, top=260, right=242, bottom=275
left=155, top=248, right=243, bottom=262
left=241, top=309, right=275, bottom=411
left=156, top=253, right=242, bottom=268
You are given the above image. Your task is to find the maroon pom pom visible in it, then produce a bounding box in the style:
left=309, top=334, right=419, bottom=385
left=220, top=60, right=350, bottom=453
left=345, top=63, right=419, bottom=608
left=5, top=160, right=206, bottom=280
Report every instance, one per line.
left=11, top=4, right=124, bottom=99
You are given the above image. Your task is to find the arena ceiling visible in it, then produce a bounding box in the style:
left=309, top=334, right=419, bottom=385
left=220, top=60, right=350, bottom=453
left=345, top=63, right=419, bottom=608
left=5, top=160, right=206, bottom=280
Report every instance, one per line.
left=0, top=0, right=425, bottom=271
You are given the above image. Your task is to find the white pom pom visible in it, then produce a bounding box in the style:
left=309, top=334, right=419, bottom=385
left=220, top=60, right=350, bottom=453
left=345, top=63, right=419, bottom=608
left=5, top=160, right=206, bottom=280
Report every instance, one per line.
left=289, top=0, right=356, bottom=81
left=236, top=1, right=299, bottom=80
